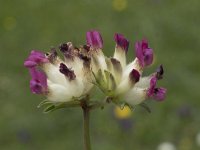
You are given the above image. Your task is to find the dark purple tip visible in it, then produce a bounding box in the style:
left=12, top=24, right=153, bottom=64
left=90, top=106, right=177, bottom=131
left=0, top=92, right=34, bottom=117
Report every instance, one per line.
left=86, top=30, right=103, bottom=49
left=59, top=43, right=69, bottom=53
left=59, top=63, right=76, bottom=80
left=114, top=33, right=129, bottom=52
left=29, top=67, right=47, bottom=94
left=59, top=42, right=75, bottom=59
left=129, top=69, right=140, bottom=83
left=135, top=39, right=153, bottom=67
left=78, top=54, right=91, bottom=67
left=24, top=50, right=49, bottom=68
left=48, top=48, right=58, bottom=63
left=156, top=65, right=164, bottom=80
left=83, top=45, right=91, bottom=52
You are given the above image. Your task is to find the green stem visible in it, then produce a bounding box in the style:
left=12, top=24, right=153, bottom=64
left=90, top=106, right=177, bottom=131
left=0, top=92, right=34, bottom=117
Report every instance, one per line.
left=82, top=104, right=91, bottom=150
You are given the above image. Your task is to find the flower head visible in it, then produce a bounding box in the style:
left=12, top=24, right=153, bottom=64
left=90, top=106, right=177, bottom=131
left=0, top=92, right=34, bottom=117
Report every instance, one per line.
left=24, top=30, right=166, bottom=111
left=24, top=42, right=93, bottom=103
left=89, top=31, right=166, bottom=107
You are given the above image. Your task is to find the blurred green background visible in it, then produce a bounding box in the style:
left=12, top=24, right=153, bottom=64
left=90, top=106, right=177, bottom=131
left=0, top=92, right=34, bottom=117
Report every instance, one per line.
left=1, top=0, right=200, bottom=149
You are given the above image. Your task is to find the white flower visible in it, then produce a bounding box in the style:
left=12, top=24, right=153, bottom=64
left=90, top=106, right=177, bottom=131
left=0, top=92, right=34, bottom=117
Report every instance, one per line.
left=196, top=132, right=200, bottom=147
left=157, top=142, right=176, bottom=150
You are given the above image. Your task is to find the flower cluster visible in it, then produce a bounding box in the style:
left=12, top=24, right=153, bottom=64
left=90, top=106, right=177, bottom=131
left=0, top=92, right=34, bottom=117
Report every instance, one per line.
left=24, top=30, right=166, bottom=112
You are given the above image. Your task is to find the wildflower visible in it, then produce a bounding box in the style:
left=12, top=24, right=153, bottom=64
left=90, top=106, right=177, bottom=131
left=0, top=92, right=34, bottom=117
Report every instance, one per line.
left=114, top=106, right=132, bottom=119
left=24, top=43, right=93, bottom=103
left=88, top=31, right=166, bottom=107
left=196, top=132, right=200, bottom=147
left=157, top=142, right=176, bottom=150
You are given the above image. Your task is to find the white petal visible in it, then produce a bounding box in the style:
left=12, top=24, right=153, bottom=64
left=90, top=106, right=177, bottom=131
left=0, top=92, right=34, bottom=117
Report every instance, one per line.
left=65, top=57, right=83, bottom=77
left=91, top=50, right=107, bottom=74
left=113, top=47, right=126, bottom=69
left=47, top=78, right=84, bottom=102
left=43, top=63, right=68, bottom=87
left=115, top=77, right=132, bottom=96
left=105, top=57, right=122, bottom=84
left=47, top=81, right=72, bottom=102
left=124, top=87, right=147, bottom=105
left=135, top=76, right=151, bottom=89
left=123, top=58, right=142, bottom=79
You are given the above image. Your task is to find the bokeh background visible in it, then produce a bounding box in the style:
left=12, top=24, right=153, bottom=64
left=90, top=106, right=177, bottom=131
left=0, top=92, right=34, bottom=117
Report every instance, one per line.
left=1, top=0, right=200, bottom=149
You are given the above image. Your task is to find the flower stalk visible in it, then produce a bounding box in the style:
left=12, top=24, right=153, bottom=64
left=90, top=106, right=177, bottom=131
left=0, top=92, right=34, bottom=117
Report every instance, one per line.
left=81, top=97, right=91, bottom=150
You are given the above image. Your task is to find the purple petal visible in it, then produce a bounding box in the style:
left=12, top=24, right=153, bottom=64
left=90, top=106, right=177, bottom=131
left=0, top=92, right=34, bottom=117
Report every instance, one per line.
left=24, top=61, right=37, bottom=68
left=147, top=76, right=167, bottom=101
left=30, top=50, right=45, bottom=57
left=135, top=41, right=144, bottom=67
left=153, top=87, right=167, bottom=101
left=114, top=33, right=129, bottom=52
left=143, top=48, right=153, bottom=66
left=24, top=50, right=49, bottom=68
left=30, top=80, right=43, bottom=94
left=135, top=39, right=154, bottom=67
left=141, top=39, right=148, bottom=49
left=29, top=67, right=47, bottom=94
left=147, top=76, right=157, bottom=97
left=86, top=30, right=103, bottom=49
left=129, top=69, right=140, bottom=83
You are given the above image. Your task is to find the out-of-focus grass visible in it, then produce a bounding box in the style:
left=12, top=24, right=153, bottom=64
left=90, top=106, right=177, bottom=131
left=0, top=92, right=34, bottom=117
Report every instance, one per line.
left=0, top=0, right=200, bottom=149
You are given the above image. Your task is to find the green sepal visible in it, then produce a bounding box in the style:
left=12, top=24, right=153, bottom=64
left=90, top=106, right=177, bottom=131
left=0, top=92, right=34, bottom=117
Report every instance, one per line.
left=92, top=70, right=107, bottom=93
left=104, top=70, right=117, bottom=93
left=139, top=102, right=151, bottom=113
left=43, top=104, right=56, bottom=113
left=38, top=99, right=82, bottom=113
left=37, top=99, right=54, bottom=108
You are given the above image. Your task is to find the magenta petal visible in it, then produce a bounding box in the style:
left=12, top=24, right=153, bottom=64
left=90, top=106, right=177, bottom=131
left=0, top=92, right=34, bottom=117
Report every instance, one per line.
left=153, top=87, right=167, bottom=101
left=143, top=48, right=153, bottom=66
left=135, top=39, right=154, bottom=67
left=30, top=50, right=45, bottom=57
left=141, top=39, right=148, bottom=49
left=30, top=80, right=43, bottom=94
left=24, top=61, right=37, bottom=68
left=29, top=67, right=47, bottom=94
left=24, top=50, right=48, bottom=68
left=114, top=33, right=129, bottom=52
left=135, top=41, right=144, bottom=67
left=147, top=76, right=157, bottom=97
left=86, top=30, right=103, bottom=49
